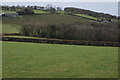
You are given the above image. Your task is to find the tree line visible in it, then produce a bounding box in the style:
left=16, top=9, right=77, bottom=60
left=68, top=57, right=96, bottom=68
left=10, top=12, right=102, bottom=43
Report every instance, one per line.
left=20, top=21, right=119, bottom=42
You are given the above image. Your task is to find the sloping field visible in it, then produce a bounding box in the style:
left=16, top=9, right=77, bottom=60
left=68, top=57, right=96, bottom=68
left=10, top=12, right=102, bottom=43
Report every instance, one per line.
left=2, top=41, right=118, bottom=78
left=34, top=10, right=50, bottom=14
left=2, top=14, right=90, bottom=34
left=2, top=14, right=89, bottom=25
left=2, top=24, right=21, bottom=34
left=74, top=14, right=98, bottom=20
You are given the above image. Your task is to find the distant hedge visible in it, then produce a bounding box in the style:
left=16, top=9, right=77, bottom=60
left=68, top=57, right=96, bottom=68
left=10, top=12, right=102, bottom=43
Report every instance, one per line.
left=2, top=37, right=120, bottom=47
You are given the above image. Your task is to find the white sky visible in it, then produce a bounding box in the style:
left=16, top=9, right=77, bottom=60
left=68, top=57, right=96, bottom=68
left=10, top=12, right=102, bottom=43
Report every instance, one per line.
left=1, top=0, right=120, bottom=2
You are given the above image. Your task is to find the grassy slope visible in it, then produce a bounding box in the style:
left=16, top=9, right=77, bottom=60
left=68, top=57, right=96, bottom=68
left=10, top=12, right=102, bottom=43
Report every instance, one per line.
left=3, top=35, right=48, bottom=39
left=75, top=14, right=98, bottom=20
left=2, top=41, right=118, bottom=78
left=2, top=14, right=89, bottom=33
left=2, top=24, right=21, bottom=33
left=3, top=14, right=88, bottom=25
left=2, top=10, right=117, bottom=22
left=56, top=11, right=65, bottom=14
left=34, top=10, right=49, bottom=14
left=2, top=35, right=61, bottom=40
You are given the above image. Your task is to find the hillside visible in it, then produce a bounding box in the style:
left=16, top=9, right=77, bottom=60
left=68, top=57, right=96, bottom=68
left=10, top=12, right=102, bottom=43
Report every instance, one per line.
left=2, top=7, right=119, bottom=42
left=2, top=6, right=118, bottom=23
left=2, top=14, right=90, bottom=33
left=64, top=7, right=117, bottom=19
left=2, top=14, right=90, bottom=25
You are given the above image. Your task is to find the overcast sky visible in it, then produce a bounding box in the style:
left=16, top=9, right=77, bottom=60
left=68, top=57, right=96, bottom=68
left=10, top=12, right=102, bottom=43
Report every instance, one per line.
left=1, top=0, right=120, bottom=2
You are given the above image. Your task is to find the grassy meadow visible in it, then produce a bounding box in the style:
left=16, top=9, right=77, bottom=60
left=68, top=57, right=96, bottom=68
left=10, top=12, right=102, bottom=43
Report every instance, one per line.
left=75, top=14, right=98, bottom=20
left=2, top=14, right=88, bottom=25
left=2, top=41, right=118, bottom=78
left=2, top=24, right=20, bottom=33
left=34, top=10, right=50, bottom=14
left=56, top=11, right=65, bottom=14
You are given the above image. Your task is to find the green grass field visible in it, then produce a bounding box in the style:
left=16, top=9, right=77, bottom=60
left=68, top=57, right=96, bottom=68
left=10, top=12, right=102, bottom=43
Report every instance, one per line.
left=3, top=35, right=49, bottom=39
left=2, top=14, right=88, bottom=25
left=2, top=24, right=21, bottom=34
left=2, top=41, right=118, bottom=78
left=75, top=14, right=98, bottom=20
left=34, top=10, right=50, bottom=14
left=56, top=11, right=65, bottom=14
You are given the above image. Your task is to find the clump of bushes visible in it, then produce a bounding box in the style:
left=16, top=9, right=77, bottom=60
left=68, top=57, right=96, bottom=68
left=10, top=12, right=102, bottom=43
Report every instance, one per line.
left=20, top=21, right=119, bottom=42
left=17, top=8, right=34, bottom=15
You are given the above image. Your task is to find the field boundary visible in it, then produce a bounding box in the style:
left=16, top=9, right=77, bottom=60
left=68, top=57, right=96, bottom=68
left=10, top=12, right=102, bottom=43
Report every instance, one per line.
left=1, top=36, right=120, bottom=47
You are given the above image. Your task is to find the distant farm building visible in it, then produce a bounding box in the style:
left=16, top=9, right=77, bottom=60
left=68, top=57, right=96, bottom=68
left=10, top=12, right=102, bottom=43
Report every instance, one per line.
left=102, top=20, right=110, bottom=23
left=0, top=13, right=5, bottom=16
left=36, top=6, right=44, bottom=10
left=31, top=6, right=44, bottom=10
left=98, top=17, right=111, bottom=23
left=31, top=6, right=35, bottom=9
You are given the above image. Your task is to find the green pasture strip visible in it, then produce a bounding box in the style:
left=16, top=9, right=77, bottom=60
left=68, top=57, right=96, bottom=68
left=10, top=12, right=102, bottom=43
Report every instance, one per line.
left=111, top=19, right=118, bottom=22
left=2, top=24, right=21, bottom=34
left=34, top=10, right=50, bottom=14
left=2, top=35, right=65, bottom=41
left=2, top=41, right=118, bottom=78
left=3, top=35, right=48, bottom=39
left=56, top=11, right=65, bottom=14
left=74, top=14, right=98, bottom=20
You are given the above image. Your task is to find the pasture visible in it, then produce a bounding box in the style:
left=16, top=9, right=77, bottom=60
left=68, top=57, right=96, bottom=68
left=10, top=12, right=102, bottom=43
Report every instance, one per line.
left=2, top=24, right=20, bottom=34
left=2, top=14, right=89, bottom=33
left=2, top=41, right=118, bottom=78
left=34, top=10, right=50, bottom=14
left=74, top=14, right=98, bottom=20
left=56, top=11, right=65, bottom=14
left=2, top=14, right=88, bottom=25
